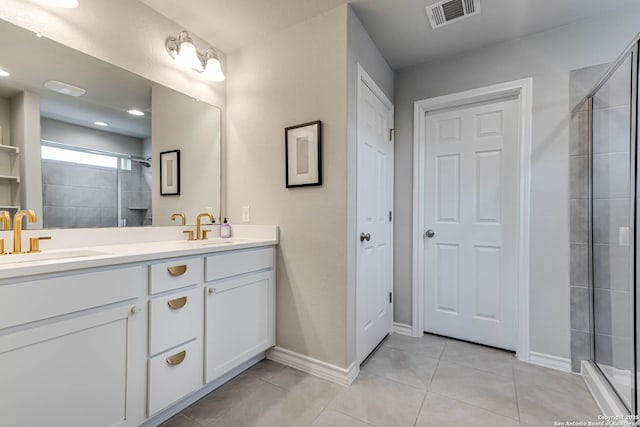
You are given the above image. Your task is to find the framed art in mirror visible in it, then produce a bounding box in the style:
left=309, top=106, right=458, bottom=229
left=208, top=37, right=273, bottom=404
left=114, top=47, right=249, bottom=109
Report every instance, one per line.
left=160, top=149, right=180, bottom=195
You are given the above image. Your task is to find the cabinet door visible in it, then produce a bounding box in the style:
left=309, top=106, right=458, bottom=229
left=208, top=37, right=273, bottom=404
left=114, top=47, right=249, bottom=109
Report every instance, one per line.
left=205, top=271, right=275, bottom=383
left=0, top=302, right=144, bottom=427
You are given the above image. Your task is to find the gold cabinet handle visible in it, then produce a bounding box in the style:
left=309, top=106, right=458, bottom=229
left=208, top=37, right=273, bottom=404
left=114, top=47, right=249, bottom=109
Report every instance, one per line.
left=166, top=350, right=186, bottom=366
left=167, top=296, right=187, bottom=310
left=167, top=265, right=187, bottom=276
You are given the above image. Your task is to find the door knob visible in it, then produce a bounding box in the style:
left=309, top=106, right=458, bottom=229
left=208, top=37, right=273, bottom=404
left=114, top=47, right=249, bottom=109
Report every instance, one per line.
left=425, top=229, right=435, bottom=238
left=360, top=232, right=371, bottom=242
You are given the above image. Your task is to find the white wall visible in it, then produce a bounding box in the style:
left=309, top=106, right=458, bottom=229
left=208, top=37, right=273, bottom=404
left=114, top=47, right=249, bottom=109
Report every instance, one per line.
left=393, top=5, right=640, bottom=358
left=152, top=85, right=221, bottom=226
left=346, top=6, right=394, bottom=365
left=0, top=98, right=10, bottom=147
left=227, top=5, right=349, bottom=367
left=41, top=118, right=143, bottom=156
left=10, top=91, right=42, bottom=227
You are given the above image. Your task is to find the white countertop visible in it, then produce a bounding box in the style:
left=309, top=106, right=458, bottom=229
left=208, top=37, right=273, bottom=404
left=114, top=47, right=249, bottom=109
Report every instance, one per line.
left=0, top=237, right=277, bottom=281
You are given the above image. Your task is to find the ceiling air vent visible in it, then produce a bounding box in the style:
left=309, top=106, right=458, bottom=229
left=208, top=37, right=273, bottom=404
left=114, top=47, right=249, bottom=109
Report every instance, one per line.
left=426, top=0, right=480, bottom=29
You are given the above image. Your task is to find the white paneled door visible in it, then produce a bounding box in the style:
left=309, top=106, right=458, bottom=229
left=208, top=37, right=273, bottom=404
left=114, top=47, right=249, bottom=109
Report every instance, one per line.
left=356, top=68, right=393, bottom=364
left=423, top=97, right=519, bottom=350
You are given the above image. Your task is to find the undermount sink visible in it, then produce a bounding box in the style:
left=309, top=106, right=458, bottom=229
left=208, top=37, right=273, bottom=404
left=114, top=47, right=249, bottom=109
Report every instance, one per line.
left=0, top=249, right=111, bottom=265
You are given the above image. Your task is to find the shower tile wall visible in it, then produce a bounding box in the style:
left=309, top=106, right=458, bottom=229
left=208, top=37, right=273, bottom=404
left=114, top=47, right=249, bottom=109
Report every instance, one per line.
left=121, top=161, right=152, bottom=226
left=569, top=63, right=610, bottom=372
left=42, top=159, right=117, bottom=228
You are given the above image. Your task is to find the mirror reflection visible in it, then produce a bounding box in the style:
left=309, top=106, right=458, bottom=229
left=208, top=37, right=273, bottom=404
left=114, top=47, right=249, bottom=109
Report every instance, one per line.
left=0, top=18, right=221, bottom=229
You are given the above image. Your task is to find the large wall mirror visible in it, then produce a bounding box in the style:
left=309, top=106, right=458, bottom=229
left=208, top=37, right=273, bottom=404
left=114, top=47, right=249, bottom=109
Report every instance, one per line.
left=0, top=18, right=221, bottom=228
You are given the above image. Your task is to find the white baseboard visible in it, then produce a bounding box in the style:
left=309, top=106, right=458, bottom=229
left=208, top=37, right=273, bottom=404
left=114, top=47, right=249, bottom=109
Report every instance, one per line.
left=582, top=360, right=628, bottom=416
left=267, top=346, right=359, bottom=386
left=393, top=323, right=413, bottom=336
left=527, top=351, right=572, bottom=372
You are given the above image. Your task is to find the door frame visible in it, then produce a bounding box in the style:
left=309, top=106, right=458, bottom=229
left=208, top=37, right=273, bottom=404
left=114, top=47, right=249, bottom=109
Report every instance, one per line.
left=411, top=78, right=533, bottom=360
left=355, top=64, right=394, bottom=364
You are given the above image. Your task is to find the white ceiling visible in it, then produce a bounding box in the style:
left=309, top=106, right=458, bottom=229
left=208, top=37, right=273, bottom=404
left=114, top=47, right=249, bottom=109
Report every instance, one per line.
left=141, top=0, right=640, bottom=70
left=139, top=0, right=350, bottom=54
left=0, top=19, right=152, bottom=138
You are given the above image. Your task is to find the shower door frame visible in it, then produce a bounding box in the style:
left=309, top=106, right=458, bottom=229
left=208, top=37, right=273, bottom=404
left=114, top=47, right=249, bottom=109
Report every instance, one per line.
left=587, top=39, right=639, bottom=416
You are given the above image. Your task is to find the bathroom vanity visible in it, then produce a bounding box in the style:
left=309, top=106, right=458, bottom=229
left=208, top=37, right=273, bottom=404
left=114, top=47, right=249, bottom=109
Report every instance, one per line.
left=0, top=226, right=278, bottom=427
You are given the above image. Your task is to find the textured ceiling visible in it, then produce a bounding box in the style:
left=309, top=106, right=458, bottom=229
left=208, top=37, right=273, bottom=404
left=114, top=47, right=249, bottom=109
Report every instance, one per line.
left=141, top=0, right=640, bottom=69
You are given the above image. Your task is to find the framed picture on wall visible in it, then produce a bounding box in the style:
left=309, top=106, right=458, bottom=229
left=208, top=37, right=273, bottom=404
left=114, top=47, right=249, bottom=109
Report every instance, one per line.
left=285, top=120, right=322, bottom=188
left=160, top=149, right=180, bottom=195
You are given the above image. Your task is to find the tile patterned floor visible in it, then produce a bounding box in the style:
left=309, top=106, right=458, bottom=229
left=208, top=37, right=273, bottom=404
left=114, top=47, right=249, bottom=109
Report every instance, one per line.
left=160, top=334, right=601, bottom=427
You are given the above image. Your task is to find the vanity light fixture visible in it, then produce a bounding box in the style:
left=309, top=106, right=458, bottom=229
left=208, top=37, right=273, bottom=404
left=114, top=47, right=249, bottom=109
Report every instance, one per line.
left=166, top=31, right=225, bottom=82
left=93, top=121, right=109, bottom=127
left=127, top=109, right=145, bottom=117
left=0, top=68, right=9, bottom=77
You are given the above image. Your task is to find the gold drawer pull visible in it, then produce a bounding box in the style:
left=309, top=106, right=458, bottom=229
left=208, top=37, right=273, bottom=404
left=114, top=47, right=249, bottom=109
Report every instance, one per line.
left=167, top=296, right=187, bottom=310
left=166, top=350, right=186, bottom=366
left=167, top=265, right=187, bottom=276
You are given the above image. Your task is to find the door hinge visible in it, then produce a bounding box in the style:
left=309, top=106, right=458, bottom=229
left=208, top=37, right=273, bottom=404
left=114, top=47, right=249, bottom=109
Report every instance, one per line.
left=389, top=211, right=392, bottom=222
left=389, top=292, right=393, bottom=304
left=389, top=128, right=394, bottom=141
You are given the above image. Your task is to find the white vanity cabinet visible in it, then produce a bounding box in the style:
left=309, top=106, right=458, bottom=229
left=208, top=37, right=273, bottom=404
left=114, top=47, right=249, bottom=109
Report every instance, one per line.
left=0, top=266, right=146, bottom=427
left=147, top=257, right=204, bottom=416
left=204, top=247, right=275, bottom=383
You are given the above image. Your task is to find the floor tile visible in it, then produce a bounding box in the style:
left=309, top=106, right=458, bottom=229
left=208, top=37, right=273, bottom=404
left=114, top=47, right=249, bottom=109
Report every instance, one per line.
left=430, top=361, right=518, bottom=419
left=415, top=393, right=519, bottom=427
left=516, top=378, right=600, bottom=426
left=254, top=367, right=343, bottom=426
left=311, top=409, right=373, bottom=427
left=361, top=346, right=439, bottom=390
left=244, top=359, right=287, bottom=381
left=441, top=339, right=515, bottom=378
left=329, top=372, right=426, bottom=427
left=513, top=360, right=588, bottom=395
left=206, top=379, right=287, bottom=427
left=181, top=374, right=281, bottom=426
left=159, top=414, right=201, bottom=427
left=383, top=333, right=446, bottom=360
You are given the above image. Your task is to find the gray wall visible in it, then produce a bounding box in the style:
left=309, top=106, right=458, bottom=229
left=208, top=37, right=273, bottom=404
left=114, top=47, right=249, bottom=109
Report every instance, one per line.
left=152, top=85, right=221, bottom=226
left=227, top=5, right=349, bottom=367
left=393, top=5, right=640, bottom=359
left=41, top=118, right=144, bottom=156
left=42, top=159, right=117, bottom=228
left=346, top=5, right=395, bottom=365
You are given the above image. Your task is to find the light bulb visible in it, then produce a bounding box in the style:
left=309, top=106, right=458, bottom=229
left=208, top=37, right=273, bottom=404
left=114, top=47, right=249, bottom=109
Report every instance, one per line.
left=175, top=35, right=203, bottom=71
left=201, top=52, right=225, bottom=82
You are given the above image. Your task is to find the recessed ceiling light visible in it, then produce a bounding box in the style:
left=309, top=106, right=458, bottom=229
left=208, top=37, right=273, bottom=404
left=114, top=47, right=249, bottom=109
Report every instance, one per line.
left=44, top=80, right=86, bottom=97
left=0, top=68, right=9, bottom=77
left=43, top=0, right=79, bottom=8
left=127, top=109, right=145, bottom=116
left=94, top=121, right=109, bottom=127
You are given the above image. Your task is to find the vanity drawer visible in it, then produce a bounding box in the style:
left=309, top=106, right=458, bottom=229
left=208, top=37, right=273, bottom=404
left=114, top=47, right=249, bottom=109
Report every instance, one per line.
left=149, top=287, right=202, bottom=356
left=205, top=247, right=274, bottom=282
left=148, top=339, right=203, bottom=416
left=149, top=257, right=203, bottom=294
left=0, top=267, right=144, bottom=330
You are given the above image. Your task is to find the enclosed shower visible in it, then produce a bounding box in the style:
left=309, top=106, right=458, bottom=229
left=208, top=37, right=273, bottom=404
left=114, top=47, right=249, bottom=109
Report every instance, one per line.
left=571, top=35, right=639, bottom=416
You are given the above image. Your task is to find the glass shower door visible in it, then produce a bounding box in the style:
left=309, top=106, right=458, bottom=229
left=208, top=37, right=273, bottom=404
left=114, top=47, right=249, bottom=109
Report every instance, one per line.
left=591, top=51, right=635, bottom=411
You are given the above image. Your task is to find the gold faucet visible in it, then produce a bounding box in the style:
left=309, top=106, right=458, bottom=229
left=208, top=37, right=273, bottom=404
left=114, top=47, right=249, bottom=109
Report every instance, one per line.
left=171, top=213, right=186, bottom=225
left=0, top=211, right=10, bottom=230
left=196, top=212, right=214, bottom=240
left=12, top=209, right=37, bottom=254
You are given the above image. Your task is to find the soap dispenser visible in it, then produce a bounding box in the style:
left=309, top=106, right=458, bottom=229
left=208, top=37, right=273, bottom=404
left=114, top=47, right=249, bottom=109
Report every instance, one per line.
left=221, top=218, right=232, bottom=238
